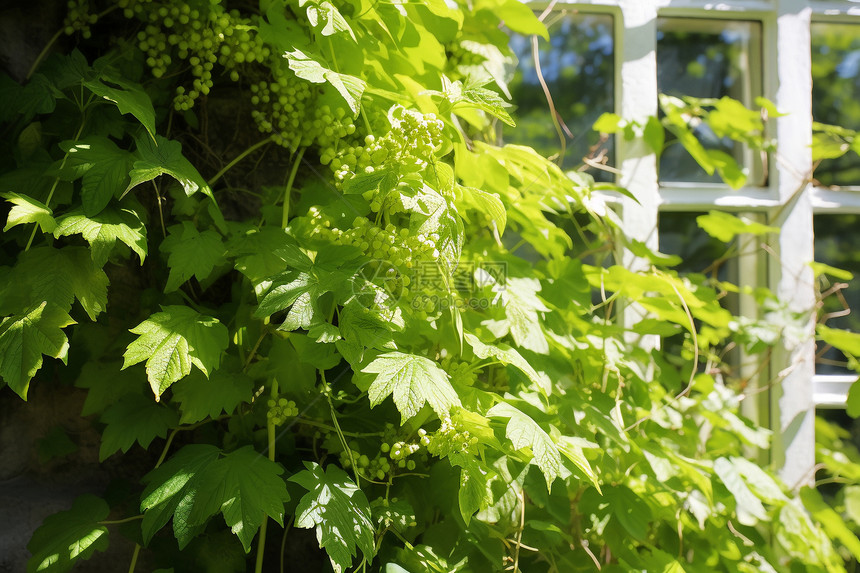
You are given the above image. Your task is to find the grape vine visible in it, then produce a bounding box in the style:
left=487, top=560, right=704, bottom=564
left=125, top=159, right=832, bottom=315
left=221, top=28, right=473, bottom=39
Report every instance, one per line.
left=2, top=1, right=860, bottom=573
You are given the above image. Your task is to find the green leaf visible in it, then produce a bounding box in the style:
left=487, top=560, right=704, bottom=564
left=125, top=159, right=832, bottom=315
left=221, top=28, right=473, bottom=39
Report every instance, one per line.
left=189, top=446, right=290, bottom=552
left=433, top=78, right=515, bottom=127
left=75, top=360, right=144, bottom=416
left=479, top=0, right=548, bottom=40
left=159, top=221, right=225, bottom=292
left=54, top=207, right=147, bottom=267
left=801, top=486, right=860, bottom=561
left=140, top=444, right=221, bottom=547
left=809, top=261, right=853, bottom=282
left=1, top=247, right=109, bottom=320
left=126, top=135, right=210, bottom=197
left=284, top=48, right=366, bottom=114
left=83, top=75, right=157, bottom=140
left=60, top=136, right=132, bottom=216
left=557, top=436, right=601, bottom=492
left=460, top=186, right=506, bottom=235
left=122, top=305, right=229, bottom=400
left=17, top=73, right=61, bottom=121
left=141, top=445, right=289, bottom=552
left=304, top=0, right=356, bottom=41
left=171, top=368, right=253, bottom=424
left=844, top=486, right=860, bottom=525
left=255, top=271, right=314, bottom=316
left=414, top=187, right=464, bottom=275
left=812, top=132, right=850, bottom=161
left=2, top=192, right=55, bottom=233
left=847, top=381, right=860, bottom=418
left=696, top=211, right=778, bottom=243
left=486, top=402, right=560, bottom=486
left=361, top=351, right=461, bottom=423
left=464, top=333, right=549, bottom=393
left=449, top=452, right=490, bottom=525
left=291, top=462, right=375, bottom=573
left=37, top=425, right=78, bottom=463
left=818, top=324, right=860, bottom=358
left=713, top=456, right=767, bottom=526
left=606, top=485, right=653, bottom=541
left=0, top=302, right=74, bottom=399
left=643, top=116, right=665, bottom=155
left=27, top=494, right=109, bottom=573
left=500, top=277, right=550, bottom=355
left=99, top=393, right=178, bottom=461
left=342, top=168, right=399, bottom=196
left=371, top=498, right=416, bottom=535
left=593, top=113, right=623, bottom=134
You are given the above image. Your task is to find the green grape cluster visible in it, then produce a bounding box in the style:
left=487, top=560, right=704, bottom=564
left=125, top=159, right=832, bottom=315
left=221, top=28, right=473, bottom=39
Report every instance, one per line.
left=119, top=0, right=271, bottom=109
left=310, top=105, right=357, bottom=156
left=302, top=206, right=337, bottom=242
left=249, top=65, right=315, bottom=150
left=328, top=134, right=390, bottom=185
left=484, top=364, right=510, bottom=392
left=426, top=416, right=478, bottom=459
left=64, top=0, right=98, bottom=38
left=441, top=356, right=478, bottom=386
left=387, top=106, right=445, bottom=165
left=337, top=219, right=409, bottom=265
left=339, top=441, right=393, bottom=481
left=444, top=40, right=488, bottom=77
left=266, top=397, right=298, bottom=426
left=330, top=107, right=444, bottom=185
left=136, top=24, right=171, bottom=79
left=385, top=438, right=420, bottom=471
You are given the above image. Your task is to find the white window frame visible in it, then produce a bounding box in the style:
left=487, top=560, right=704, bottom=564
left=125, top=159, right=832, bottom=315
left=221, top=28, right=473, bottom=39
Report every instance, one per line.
left=532, top=0, right=860, bottom=487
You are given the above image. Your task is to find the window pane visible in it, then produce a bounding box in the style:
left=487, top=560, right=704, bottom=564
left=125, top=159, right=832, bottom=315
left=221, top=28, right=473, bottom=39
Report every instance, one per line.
left=657, top=19, right=762, bottom=184
left=506, top=12, right=614, bottom=180
left=812, top=23, right=860, bottom=188
left=659, top=212, right=728, bottom=276
left=814, top=214, right=860, bottom=373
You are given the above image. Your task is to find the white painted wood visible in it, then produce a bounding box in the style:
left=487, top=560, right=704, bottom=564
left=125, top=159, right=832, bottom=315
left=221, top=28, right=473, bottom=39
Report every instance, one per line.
left=768, top=0, right=816, bottom=487
left=812, top=187, right=860, bottom=213
left=616, top=1, right=660, bottom=334
left=814, top=375, right=858, bottom=407
left=659, top=183, right=779, bottom=210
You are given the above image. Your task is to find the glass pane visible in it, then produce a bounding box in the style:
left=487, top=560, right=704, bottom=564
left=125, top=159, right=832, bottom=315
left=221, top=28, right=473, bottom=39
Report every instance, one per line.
left=658, top=212, right=739, bottom=373
left=814, top=214, right=860, bottom=373
left=658, top=212, right=730, bottom=277
left=506, top=12, right=614, bottom=180
left=811, top=23, right=860, bottom=187
left=657, top=19, right=762, bottom=184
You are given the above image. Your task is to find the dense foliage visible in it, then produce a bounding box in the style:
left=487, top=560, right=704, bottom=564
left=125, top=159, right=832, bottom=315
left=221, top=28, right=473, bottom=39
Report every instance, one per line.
left=4, top=1, right=860, bottom=572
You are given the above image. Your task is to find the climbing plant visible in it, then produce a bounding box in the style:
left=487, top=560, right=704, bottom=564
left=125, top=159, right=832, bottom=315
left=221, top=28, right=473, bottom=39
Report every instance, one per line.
left=4, top=1, right=860, bottom=572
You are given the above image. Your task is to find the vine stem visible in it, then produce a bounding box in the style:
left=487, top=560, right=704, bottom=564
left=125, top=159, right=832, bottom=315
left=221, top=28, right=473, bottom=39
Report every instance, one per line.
left=127, top=545, right=140, bottom=573
left=281, top=147, right=306, bottom=228
left=26, top=28, right=64, bottom=81
left=255, top=379, right=279, bottom=573
left=208, top=137, right=272, bottom=187
left=100, top=515, right=144, bottom=525
left=512, top=489, right=526, bottom=573
left=279, top=516, right=293, bottom=573
left=322, top=371, right=360, bottom=486
left=26, top=5, right=119, bottom=81
left=25, top=119, right=87, bottom=251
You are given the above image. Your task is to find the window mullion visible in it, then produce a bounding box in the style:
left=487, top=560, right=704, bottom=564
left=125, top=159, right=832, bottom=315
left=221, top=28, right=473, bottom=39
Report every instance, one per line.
left=769, top=0, right=816, bottom=487
left=617, top=0, right=660, bottom=333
